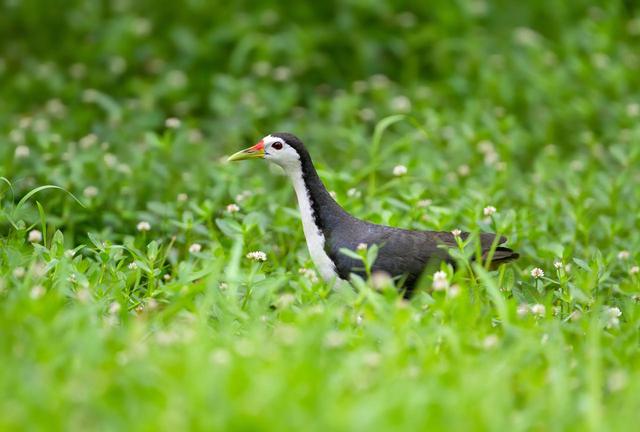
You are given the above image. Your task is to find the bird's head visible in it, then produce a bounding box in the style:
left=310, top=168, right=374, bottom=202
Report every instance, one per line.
left=228, top=133, right=306, bottom=172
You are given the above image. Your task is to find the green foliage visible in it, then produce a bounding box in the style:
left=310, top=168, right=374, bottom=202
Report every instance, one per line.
left=1, top=0, right=640, bottom=430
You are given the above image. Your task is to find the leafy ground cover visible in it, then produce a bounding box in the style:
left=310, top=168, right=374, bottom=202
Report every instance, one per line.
left=1, top=1, right=639, bottom=430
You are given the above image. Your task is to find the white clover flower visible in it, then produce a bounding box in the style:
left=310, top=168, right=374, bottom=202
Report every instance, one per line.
left=79, top=133, right=97, bottom=148
left=189, top=243, right=202, bottom=254
left=252, top=61, right=271, bottom=76
left=390, top=95, right=412, bottom=113
left=457, top=164, right=470, bottom=176
left=347, top=188, right=361, bottom=198
left=165, top=117, right=181, bottom=129
left=28, top=229, right=42, bottom=243
left=226, top=203, right=240, bottom=213
left=517, top=304, right=530, bottom=317
left=483, top=206, right=497, bottom=216
left=483, top=334, right=499, bottom=349
left=136, top=221, right=151, bottom=232
left=83, top=186, right=99, bottom=198
left=370, top=74, right=390, bottom=89
left=177, top=193, right=188, bottom=202
left=14, top=145, right=30, bottom=158
left=393, top=165, right=407, bottom=176
left=103, top=153, right=117, bottom=167
left=451, top=229, right=462, bottom=237
left=246, top=251, right=267, bottom=262
left=30, top=285, right=45, bottom=299
left=10, top=129, right=25, bottom=144
left=298, top=267, right=319, bottom=283
left=630, top=266, right=639, bottom=275
left=128, top=262, right=138, bottom=270
left=273, top=66, right=291, bottom=81
left=163, top=274, right=171, bottom=281
left=530, top=267, right=544, bottom=279
left=617, top=250, right=630, bottom=260
left=606, top=306, right=622, bottom=318
left=370, top=271, right=392, bottom=290
left=108, top=301, right=121, bottom=314
left=432, top=270, right=449, bottom=291
left=13, top=267, right=26, bottom=278
left=358, top=108, right=376, bottom=122
left=554, top=261, right=563, bottom=269
left=605, top=306, right=622, bottom=328
left=357, top=243, right=368, bottom=251
left=324, top=330, right=346, bottom=348
left=531, top=304, right=546, bottom=316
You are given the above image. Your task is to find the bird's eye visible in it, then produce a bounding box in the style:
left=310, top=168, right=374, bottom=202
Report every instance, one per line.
left=272, top=142, right=283, bottom=150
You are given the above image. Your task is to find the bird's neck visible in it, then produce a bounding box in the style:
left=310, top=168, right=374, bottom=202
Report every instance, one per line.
left=286, top=158, right=349, bottom=238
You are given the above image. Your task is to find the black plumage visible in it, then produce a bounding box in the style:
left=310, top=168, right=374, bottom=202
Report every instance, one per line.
left=271, top=133, right=519, bottom=294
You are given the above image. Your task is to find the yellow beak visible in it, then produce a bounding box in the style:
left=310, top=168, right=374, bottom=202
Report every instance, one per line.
left=227, top=140, right=265, bottom=162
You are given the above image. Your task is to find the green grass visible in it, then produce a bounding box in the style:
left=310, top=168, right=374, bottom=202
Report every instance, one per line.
left=1, top=1, right=640, bottom=430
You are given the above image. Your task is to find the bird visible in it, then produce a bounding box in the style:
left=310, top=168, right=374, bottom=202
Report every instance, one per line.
left=228, top=133, right=519, bottom=295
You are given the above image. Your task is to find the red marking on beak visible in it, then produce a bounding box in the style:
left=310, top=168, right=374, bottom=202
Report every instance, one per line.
left=251, top=140, right=264, bottom=151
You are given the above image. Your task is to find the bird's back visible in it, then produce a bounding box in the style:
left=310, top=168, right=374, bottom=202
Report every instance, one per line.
left=325, top=218, right=517, bottom=291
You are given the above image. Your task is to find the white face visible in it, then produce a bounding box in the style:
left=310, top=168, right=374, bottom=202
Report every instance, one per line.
left=262, top=135, right=301, bottom=172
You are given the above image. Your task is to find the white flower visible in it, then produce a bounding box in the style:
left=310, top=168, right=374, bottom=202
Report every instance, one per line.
left=79, top=133, right=98, bottom=148
left=252, top=61, right=271, bottom=76
left=324, top=330, right=346, bottom=348
left=273, top=66, right=291, bottom=81
left=530, top=267, right=544, bottom=279
left=630, top=266, right=639, bottom=275
left=189, top=243, right=202, bottom=254
left=393, top=165, right=407, bottom=176
left=357, top=243, right=368, bottom=251
left=554, top=261, right=563, bottom=269
left=451, top=229, right=462, bottom=237
left=358, top=108, right=376, bottom=122
left=627, top=103, right=640, bottom=117
left=605, top=306, right=622, bottom=328
left=177, top=193, right=188, bottom=202
left=483, top=206, right=497, bottom=216
left=30, top=285, right=45, bottom=299
left=83, top=186, right=99, bottom=198
left=457, top=164, right=470, bottom=176
left=347, top=188, right=361, bottom=198
left=128, top=262, right=138, bottom=270
left=417, top=199, right=432, bottom=208
left=298, top=267, right=319, bottom=283
left=165, top=117, right=181, bottom=129
left=483, top=334, right=499, bottom=349
left=108, top=302, right=121, bottom=314
left=432, top=270, right=449, bottom=291
left=530, top=304, right=546, bottom=316
left=246, top=251, right=267, bottom=262
left=617, top=250, right=630, bottom=260
left=226, top=203, right=240, bottom=213
left=28, top=229, right=42, bottom=243
left=517, top=304, right=529, bottom=317
left=390, top=95, right=412, bottom=113
left=370, top=271, right=392, bottom=290
left=13, top=267, right=26, bottom=278
left=10, top=129, right=25, bottom=144
left=14, top=145, right=30, bottom=158
left=606, top=306, right=622, bottom=318
left=136, top=221, right=151, bottom=232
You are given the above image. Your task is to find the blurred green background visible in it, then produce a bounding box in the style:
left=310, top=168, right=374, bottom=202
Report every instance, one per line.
left=1, top=1, right=640, bottom=431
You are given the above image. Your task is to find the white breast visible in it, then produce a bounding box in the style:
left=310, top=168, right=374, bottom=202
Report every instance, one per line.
left=288, top=168, right=339, bottom=283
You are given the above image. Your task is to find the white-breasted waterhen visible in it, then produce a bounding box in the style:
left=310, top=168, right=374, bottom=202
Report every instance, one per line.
left=228, top=133, right=519, bottom=294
